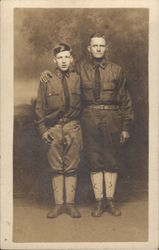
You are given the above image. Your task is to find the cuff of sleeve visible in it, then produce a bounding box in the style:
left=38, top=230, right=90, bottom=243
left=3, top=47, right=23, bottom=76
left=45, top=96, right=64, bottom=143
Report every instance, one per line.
left=122, top=123, right=130, bottom=132
left=38, top=123, right=48, bottom=136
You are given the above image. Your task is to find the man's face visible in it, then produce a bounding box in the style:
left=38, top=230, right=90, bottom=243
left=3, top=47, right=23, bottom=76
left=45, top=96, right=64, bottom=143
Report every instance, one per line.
left=54, top=51, right=73, bottom=71
left=88, top=37, right=107, bottom=59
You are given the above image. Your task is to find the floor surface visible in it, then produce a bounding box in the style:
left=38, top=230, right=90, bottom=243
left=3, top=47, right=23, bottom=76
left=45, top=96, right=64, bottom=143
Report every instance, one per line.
left=13, top=189, right=148, bottom=242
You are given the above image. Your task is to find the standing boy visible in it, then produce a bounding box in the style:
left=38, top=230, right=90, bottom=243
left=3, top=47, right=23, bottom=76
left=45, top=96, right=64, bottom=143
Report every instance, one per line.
left=36, top=43, right=82, bottom=218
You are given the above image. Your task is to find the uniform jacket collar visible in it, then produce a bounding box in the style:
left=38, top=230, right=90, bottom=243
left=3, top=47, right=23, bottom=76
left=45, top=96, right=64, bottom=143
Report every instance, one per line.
left=55, top=68, right=70, bottom=79
left=92, top=57, right=107, bottom=69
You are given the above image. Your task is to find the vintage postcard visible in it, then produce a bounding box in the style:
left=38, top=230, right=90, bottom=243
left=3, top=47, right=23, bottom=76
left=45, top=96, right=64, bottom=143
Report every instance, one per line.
left=1, top=0, right=159, bottom=249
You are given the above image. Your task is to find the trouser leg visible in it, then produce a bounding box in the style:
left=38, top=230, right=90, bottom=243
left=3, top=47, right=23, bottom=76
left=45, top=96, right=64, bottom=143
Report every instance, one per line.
left=63, top=120, right=82, bottom=175
left=90, top=171, right=104, bottom=217
left=82, top=110, right=104, bottom=217
left=47, top=125, right=64, bottom=218
left=47, top=125, right=63, bottom=175
left=65, top=175, right=77, bottom=204
left=63, top=121, right=82, bottom=218
left=81, top=108, right=104, bottom=172
left=90, top=172, right=104, bottom=201
left=52, top=175, right=64, bottom=205
left=64, top=175, right=81, bottom=218
left=104, top=172, right=117, bottom=199
left=104, top=171, right=121, bottom=216
left=47, top=175, right=64, bottom=218
left=101, top=115, right=121, bottom=216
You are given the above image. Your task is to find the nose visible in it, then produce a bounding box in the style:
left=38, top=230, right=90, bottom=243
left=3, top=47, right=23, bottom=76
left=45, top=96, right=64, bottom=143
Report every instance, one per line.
left=62, top=57, right=66, bottom=63
left=97, top=46, right=101, bottom=52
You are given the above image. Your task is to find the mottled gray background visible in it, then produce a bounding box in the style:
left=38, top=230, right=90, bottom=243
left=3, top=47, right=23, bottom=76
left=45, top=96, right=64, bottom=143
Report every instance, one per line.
left=14, top=8, right=148, bottom=203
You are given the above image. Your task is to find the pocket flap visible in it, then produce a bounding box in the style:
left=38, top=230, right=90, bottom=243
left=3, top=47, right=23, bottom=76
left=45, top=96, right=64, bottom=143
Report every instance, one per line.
left=103, top=81, right=115, bottom=91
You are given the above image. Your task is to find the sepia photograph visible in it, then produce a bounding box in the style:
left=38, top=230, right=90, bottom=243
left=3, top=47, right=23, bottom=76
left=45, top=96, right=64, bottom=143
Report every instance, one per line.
left=13, top=7, right=148, bottom=242
left=1, top=0, right=159, bottom=249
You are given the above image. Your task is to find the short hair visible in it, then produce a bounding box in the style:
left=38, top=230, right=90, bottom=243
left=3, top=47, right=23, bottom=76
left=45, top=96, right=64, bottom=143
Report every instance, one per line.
left=54, top=43, right=71, bottom=56
left=89, top=32, right=109, bottom=45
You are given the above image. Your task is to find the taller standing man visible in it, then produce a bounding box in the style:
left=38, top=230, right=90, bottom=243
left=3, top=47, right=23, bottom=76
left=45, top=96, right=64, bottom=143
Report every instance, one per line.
left=40, top=32, right=134, bottom=217
left=79, top=32, right=134, bottom=217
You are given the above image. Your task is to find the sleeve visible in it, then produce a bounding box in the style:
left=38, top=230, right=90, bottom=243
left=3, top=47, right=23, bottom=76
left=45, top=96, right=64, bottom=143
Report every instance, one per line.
left=35, top=81, right=48, bottom=136
left=76, top=63, right=85, bottom=111
left=118, top=69, right=134, bottom=132
left=75, top=62, right=81, bottom=75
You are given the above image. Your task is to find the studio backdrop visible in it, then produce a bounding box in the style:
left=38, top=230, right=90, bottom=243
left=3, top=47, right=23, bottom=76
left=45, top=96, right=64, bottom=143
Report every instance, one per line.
left=14, top=8, right=148, bottom=202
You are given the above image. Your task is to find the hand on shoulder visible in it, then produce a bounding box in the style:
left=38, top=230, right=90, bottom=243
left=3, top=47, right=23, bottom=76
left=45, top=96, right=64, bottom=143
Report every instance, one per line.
left=40, top=70, right=53, bottom=83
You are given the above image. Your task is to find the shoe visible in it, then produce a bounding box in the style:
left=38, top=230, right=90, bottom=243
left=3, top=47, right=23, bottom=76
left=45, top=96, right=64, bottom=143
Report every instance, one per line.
left=91, top=200, right=104, bottom=217
left=66, top=204, right=81, bottom=218
left=47, top=204, right=64, bottom=218
left=105, top=198, right=121, bottom=216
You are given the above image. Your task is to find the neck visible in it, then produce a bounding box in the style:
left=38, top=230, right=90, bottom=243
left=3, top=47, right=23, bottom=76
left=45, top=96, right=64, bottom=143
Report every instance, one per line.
left=93, top=58, right=104, bottom=62
left=92, top=57, right=106, bottom=67
left=57, top=68, right=69, bottom=74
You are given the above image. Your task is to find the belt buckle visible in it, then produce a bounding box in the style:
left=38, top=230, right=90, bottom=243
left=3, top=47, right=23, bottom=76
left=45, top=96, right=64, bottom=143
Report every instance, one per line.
left=102, top=105, right=108, bottom=110
left=108, top=105, right=111, bottom=110
left=100, top=104, right=105, bottom=110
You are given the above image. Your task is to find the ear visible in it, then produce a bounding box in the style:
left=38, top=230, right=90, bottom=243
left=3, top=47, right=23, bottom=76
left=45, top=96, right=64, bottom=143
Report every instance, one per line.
left=70, top=55, right=73, bottom=63
left=105, top=45, right=109, bottom=52
left=53, top=56, right=57, bottom=64
left=88, top=45, right=91, bottom=53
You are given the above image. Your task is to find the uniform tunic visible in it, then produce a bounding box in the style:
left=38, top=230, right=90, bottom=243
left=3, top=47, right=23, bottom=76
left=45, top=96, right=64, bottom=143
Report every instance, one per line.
left=36, top=69, right=83, bottom=176
left=79, top=59, right=134, bottom=172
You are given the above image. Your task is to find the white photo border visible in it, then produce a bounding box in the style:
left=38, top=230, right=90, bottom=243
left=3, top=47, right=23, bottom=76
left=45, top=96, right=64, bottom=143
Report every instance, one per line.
left=1, top=0, right=158, bottom=249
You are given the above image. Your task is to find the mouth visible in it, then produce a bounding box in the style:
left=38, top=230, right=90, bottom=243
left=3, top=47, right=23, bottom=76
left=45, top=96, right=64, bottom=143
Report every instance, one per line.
left=95, top=54, right=103, bottom=57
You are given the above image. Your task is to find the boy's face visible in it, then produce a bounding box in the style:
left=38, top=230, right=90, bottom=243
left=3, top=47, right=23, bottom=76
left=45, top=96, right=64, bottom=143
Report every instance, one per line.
left=88, top=37, right=107, bottom=59
left=54, top=51, right=73, bottom=71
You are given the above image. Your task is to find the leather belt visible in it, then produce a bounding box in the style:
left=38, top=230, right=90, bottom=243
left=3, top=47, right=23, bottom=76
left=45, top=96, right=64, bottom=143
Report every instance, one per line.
left=87, top=104, right=119, bottom=110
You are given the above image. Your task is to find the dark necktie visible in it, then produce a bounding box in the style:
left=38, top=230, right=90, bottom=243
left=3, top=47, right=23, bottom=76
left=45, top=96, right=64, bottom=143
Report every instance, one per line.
left=94, top=64, right=101, bottom=101
left=62, top=73, right=70, bottom=112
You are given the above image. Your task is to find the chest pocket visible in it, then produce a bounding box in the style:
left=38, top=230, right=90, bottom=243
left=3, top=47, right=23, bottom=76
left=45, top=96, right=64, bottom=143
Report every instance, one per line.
left=101, top=81, right=116, bottom=101
left=70, top=88, right=81, bottom=109
left=102, top=81, right=115, bottom=91
left=46, top=89, right=61, bottom=110
left=81, top=81, right=94, bottom=101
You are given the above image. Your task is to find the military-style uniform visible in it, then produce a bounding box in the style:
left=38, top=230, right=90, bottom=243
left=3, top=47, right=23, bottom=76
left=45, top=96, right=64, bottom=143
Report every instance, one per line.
left=36, top=69, right=82, bottom=176
left=80, top=58, right=134, bottom=172
left=36, top=41, right=83, bottom=219
left=39, top=51, right=134, bottom=218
